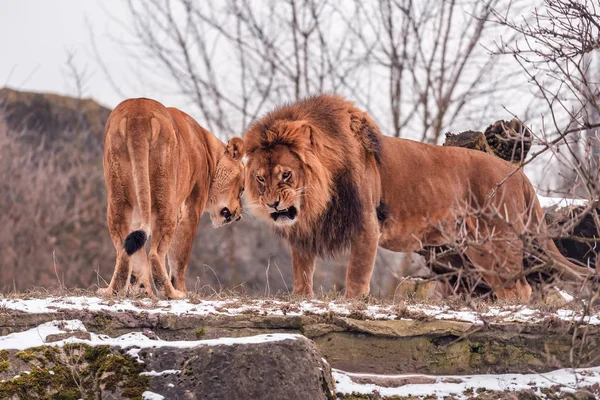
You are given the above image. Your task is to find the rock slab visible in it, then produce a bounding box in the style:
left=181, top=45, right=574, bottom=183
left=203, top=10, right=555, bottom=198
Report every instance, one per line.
left=142, top=336, right=335, bottom=400
left=0, top=334, right=335, bottom=400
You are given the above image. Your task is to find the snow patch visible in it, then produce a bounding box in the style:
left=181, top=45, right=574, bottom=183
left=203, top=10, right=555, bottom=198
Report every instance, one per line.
left=142, top=391, right=165, bottom=400
left=537, top=195, right=588, bottom=209
left=140, top=369, right=181, bottom=377
left=333, top=367, right=600, bottom=399
left=556, top=289, right=575, bottom=303
left=0, top=320, right=303, bottom=354
left=0, top=319, right=86, bottom=350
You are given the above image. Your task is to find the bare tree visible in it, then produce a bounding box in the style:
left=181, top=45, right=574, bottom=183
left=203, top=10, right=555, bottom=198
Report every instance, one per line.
left=347, top=0, right=518, bottom=142
left=113, top=0, right=517, bottom=143
left=119, top=0, right=369, bottom=135
left=491, top=0, right=600, bottom=197
left=96, top=0, right=598, bottom=298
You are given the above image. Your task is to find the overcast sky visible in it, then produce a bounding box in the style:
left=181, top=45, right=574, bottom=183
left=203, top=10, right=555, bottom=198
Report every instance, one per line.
left=0, top=1, right=137, bottom=109
left=1, top=1, right=592, bottom=192
left=1, top=1, right=533, bottom=121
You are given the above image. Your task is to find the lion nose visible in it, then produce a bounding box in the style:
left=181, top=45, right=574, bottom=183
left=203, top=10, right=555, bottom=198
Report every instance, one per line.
left=221, top=207, right=232, bottom=221
left=268, top=199, right=280, bottom=209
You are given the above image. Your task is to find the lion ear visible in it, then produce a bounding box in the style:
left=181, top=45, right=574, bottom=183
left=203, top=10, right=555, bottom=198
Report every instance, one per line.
left=226, top=137, right=245, bottom=160
left=288, top=120, right=316, bottom=148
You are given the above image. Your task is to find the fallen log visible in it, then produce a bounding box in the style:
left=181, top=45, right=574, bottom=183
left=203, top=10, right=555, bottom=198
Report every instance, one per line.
left=443, top=119, right=532, bottom=163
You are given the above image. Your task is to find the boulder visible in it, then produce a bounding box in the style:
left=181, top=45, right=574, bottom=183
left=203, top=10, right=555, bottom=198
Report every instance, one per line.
left=0, top=333, right=335, bottom=400
left=142, top=336, right=335, bottom=400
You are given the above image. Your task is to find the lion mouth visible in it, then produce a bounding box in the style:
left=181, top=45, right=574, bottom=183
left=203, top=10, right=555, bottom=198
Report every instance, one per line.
left=270, top=206, right=297, bottom=222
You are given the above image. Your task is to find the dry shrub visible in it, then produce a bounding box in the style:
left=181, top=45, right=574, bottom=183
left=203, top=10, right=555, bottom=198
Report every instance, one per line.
left=0, top=118, right=112, bottom=290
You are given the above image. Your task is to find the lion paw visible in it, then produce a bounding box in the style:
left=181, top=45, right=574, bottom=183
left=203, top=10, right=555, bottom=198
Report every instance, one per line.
left=97, top=287, right=114, bottom=298
left=167, top=289, right=187, bottom=300
left=127, top=282, right=155, bottom=299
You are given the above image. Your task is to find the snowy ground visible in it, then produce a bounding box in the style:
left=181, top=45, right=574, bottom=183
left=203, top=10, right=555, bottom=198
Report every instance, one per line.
left=0, top=318, right=305, bottom=400
left=0, top=295, right=598, bottom=325
left=0, top=319, right=303, bottom=359
left=333, top=367, right=600, bottom=399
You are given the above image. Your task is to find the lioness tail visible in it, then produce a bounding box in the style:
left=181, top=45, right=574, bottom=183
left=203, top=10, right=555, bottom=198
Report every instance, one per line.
left=124, top=230, right=148, bottom=256
left=120, top=116, right=156, bottom=256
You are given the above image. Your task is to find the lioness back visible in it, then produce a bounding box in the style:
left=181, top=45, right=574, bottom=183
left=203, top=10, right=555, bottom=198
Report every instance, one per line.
left=101, top=98, right=245, bottom=299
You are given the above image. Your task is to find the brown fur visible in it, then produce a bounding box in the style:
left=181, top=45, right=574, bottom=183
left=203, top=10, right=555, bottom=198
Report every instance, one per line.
left=244, top=94, right=592, bottom=300
left=100, top=98, right=245, bottom=299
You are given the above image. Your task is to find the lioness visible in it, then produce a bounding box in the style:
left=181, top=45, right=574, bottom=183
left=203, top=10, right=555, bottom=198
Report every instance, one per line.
left=100, top=98, right=245, bottom=299
left=243, top=94, right=592, bottom=300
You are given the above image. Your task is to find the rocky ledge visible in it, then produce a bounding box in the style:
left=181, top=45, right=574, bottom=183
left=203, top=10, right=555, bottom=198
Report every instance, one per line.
left=0, top=296, right=599, bottom=399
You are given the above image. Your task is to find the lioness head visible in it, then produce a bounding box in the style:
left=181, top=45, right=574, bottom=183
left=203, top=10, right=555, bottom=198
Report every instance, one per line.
left=207, top=137, right=246, bottom=227
left=245, top=120, right=329, bottom=228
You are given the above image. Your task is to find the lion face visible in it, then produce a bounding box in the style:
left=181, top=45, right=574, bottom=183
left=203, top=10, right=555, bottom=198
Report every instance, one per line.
left=207, top=138, right=246, bottom=227
left=246, top=144, right=306, bottom=227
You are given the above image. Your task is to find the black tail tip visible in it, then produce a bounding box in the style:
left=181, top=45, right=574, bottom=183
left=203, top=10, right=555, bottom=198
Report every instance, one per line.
left=124, top=230, right=147, bottom=256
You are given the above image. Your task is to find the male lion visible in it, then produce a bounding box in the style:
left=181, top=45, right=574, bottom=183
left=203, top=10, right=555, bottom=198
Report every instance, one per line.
left=243, top=94, right=592, bottom=300
left=100, top=98, right=245, bottom=299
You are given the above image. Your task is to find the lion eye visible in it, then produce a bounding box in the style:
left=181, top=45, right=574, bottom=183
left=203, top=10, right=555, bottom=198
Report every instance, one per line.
left=256, top=175, right=265, bottom=184
left=282, top=171, right=291, bottom=181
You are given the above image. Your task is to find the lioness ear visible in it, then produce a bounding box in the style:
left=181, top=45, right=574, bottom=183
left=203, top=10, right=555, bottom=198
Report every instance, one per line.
left=226, top=137, right=245, bottom=160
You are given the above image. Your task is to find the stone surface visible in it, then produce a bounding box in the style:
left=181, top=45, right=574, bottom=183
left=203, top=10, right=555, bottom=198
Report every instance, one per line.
left=143, top=336, right=334, bottom=400
left=393, top=278, right=444, bottom=301
left=0, top=334, right=334, bottom=400
left=443, top=119, right=532, bottom=163
left=1, top=306, right=600, bottom=379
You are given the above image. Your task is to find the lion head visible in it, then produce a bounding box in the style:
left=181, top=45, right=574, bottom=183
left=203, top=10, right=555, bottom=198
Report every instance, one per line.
left=244, top=119, right=333, bottom=230
left=245, top=97, right=382, bottom=260
left=244, top=95, right=384, bottom=258
left=207, top=137, right=246, bottom=227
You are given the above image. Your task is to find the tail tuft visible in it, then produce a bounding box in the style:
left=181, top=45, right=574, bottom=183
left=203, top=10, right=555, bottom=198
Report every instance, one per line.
left=124, top=230, right=147, bottom=256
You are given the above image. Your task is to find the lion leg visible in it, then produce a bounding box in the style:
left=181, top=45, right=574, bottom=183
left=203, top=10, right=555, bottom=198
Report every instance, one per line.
left=128, top=250, right=154, bottom=298
left=291, top=247, right=316, bottom=296
left=150, top=208, right=186, bottom=300
left=100, top=204, right=133, bottom=297
left=345, top=213, right=379, bottom=298
left=167, top=198, right=203, bottom=293
left=465, top=235, right=531, bottom=302
left=124, top=207, right=154, bottom=298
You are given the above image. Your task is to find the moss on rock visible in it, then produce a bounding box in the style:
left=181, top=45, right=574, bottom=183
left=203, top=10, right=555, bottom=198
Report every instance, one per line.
left=0, top=344, right=149, bottom=399
left=195, top=327, right=206, bottom=338
left=0, top=350, right=9, bottom=373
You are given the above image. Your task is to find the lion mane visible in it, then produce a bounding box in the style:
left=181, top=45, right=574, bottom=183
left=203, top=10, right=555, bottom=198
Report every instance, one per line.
left=244, top=95, right=382, bottom=258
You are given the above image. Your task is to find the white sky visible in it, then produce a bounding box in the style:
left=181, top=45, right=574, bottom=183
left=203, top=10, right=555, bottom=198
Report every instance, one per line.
left=1, top=1, right=535, bottom=119
left=1, top=1, right=532, bottom=118
left=0, top=0, right=591, bottom=193
left=1, top=1, right=136, bottom=109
